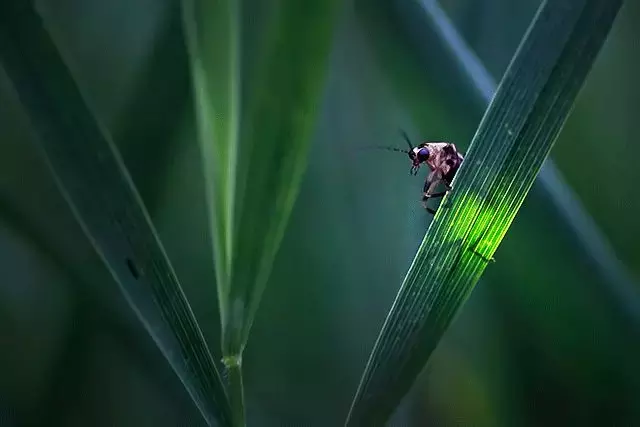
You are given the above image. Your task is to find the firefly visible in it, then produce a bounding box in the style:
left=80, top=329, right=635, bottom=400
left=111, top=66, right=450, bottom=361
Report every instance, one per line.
left=367, top=130, right=465, bottom=214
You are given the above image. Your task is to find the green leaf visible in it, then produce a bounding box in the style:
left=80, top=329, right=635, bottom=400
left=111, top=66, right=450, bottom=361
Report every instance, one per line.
left=182, top=0, right=240, bottom=335
left=0, top=2, right=232, bottom=426
left=182, top=0, right=342, bottom=423
left=112, top=2, right=193, bottom=215
left=345, top=0, right=623, bottom=424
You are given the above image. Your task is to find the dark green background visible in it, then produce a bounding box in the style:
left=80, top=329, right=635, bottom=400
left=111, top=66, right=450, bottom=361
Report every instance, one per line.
left=1, top=0, right=638, bottom=425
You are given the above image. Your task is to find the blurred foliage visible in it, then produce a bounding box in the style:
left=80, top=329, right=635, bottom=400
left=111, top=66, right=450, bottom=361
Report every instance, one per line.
left=182, top=0, right=341, bottom=423
left=0, top=0, right=639, bottom=427
left=0, top=1, right=232, bottom=425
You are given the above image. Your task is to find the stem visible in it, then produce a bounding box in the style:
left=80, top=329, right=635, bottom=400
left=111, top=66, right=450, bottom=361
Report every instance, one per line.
left=223, top=355, right=245, bottom=427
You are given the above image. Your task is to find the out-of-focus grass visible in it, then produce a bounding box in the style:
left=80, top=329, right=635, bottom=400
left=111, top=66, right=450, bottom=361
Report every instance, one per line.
left=549, top=1, right=640, bottom=278
left=484, top=191, right=640, bottom=425
left=346, top=0, right=623, bottom=424
left=182, top=0, right=342, bottom=423
left=0, top=1, right=231, bottom=425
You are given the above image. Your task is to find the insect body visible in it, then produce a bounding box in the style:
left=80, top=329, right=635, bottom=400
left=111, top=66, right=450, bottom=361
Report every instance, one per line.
left=361, top=130, right=464, bottom=214
left=401, top=132, right=464, bottom=214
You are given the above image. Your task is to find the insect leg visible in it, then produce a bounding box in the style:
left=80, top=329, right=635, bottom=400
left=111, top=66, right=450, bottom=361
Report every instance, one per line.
left=422, top=175, right=442, bottom=213
left=423, top=171, right=439, bottom=195
left=427, top=190, right=448, bottom=198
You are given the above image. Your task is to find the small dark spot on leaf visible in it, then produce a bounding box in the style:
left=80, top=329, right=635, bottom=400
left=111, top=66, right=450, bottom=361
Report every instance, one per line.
left=126, top=258, right=139, bottom=279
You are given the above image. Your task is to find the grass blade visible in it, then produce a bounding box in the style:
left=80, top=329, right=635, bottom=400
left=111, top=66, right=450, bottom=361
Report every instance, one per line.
left=182, top=0, right=239, bottom=335
left=411, top=0, right=640, bottom=325
left=183, top=0, right=342, bottom=424
left=345, top=0, right=623, bottom=424
left=0, top=2, right=232, bottom=426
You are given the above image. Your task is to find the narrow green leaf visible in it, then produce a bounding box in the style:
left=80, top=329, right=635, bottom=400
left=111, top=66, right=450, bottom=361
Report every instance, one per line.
left=226, top=0, right=342, bottom=354
left=183, top=0, right=342, bottom=423
left=345, top=0, right=623, bottom=424
left=183, top=0, right=343, bottom=421
left=183, top=0, right=342, bottom=353
left=182, top=0, right=240, bottom=332
left=0, top=2, right=232, bottom=426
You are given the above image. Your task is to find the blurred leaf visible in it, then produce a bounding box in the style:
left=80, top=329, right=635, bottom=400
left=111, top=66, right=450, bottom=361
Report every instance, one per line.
left=0, top=2, right=232, bottom=426
left=345, top=0, right=623, bottom=424
left=182, top=0, right=342, bottom=423
left=112, top=1, right=192, bottom=214
left=182, top=0, right=239, bottom=340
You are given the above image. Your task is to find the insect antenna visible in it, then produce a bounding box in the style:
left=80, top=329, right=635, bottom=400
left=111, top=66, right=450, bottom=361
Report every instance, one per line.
left=357, top=145, right=412, bottom=155
left=399, top=129, right=414, bottom=151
